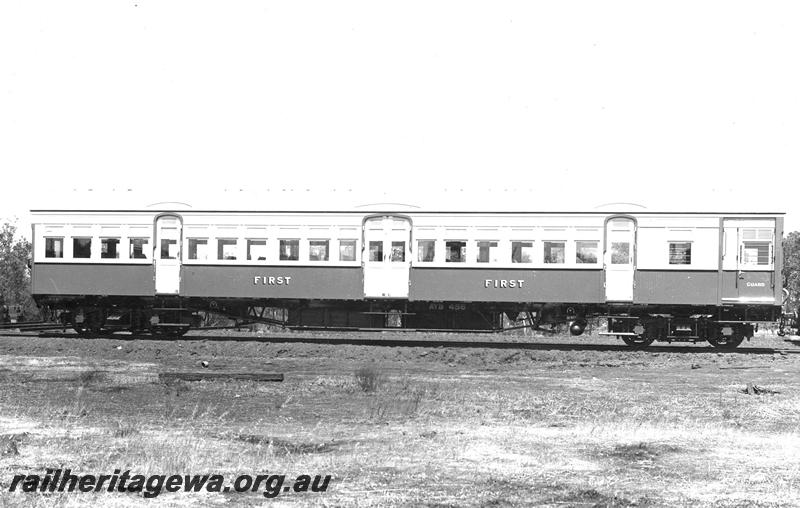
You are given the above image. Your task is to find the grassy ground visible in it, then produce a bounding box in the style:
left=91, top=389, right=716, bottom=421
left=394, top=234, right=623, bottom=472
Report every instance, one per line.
left=1, top=331, right=800, bottom=506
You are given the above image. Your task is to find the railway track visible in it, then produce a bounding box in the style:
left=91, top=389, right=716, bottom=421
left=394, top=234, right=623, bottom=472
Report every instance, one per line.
left=2, top=329, right=798, bottom=355
left=0, top=322, right=72, bottom=333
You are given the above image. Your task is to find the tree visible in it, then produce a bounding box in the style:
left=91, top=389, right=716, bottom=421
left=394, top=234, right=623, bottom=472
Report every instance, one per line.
left=782, top=231, right=800, bottom=310
left=0, top=221, right=39, bottom=320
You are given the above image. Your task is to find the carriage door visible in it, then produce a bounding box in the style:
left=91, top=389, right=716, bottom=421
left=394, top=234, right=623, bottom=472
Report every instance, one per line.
left=604, top=217, right=636, bottom=302
left=721, top=219, right=776, bottom=303
left=154, top=215, right=183, bottom=295
left=363, top=216, right=411, bottom=298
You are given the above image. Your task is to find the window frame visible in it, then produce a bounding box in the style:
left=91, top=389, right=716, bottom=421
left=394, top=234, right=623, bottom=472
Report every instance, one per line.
left=543, top=241, right=566, bottom=264
left=575, top=240, right=599, bottom=265
left=740, top=240, right=772, bottom=267
left=444, top=240, right=467, bottom=263
left=187, top=238, right=209, bottom=261
left=511, top=241, right=534, bottom=264
left=216, top=238, right=238, bottom=261
left=417, top=240, right=436, bottom=262
left=668, top=241, right=692, bottom=266
left=279, top=238, right=300, bottom=262
left=308, top=239, right=330, bottom=262
left=72, top=237, right=92, bottom=259
left=338, top=239, right=358, bottom=262
left=246, top=238, right=268, bottom=262
left=129, top=237, right=150, bottom=260
left=44, top=237, right=64, bottom=259
left=100, top=237, right=121, bottom=260
left=476, top=240, right=499, bottom=264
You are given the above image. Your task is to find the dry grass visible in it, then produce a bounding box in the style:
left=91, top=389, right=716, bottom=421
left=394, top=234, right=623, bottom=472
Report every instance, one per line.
left=1, top=333, right=800, bottom=506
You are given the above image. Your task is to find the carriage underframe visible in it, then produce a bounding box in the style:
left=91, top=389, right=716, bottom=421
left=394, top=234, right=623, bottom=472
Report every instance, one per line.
left=34, top=294, right=786, bottom=350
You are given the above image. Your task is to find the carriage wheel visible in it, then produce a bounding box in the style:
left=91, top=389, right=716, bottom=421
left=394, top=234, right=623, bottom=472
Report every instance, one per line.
left=621, top=335, right=654, bottom=348
left=72, top=310, right=105, bottom=336
left=151, top=325, right=189, bottom=338
left=707, top=327, right=745, bottom=350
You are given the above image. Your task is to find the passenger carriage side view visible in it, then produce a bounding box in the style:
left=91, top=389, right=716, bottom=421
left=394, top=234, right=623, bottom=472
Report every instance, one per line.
left=29, top=204, right=788, bottom=349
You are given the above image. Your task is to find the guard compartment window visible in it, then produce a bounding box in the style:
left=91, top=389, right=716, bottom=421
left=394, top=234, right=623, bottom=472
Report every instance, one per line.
left=477, top=241, right=498, bottom=263
left=742, top=241, right=771, bottom=266
left=247, top=239, right=267, bottom=261
left=512, top=241, right=533, bottom=263
left=188, top=239, right=208, bottom=260
left=669, top=242, right=692, bottom=265
left=309, top=240, right=330, bottom=261
left=129, top=238, right=149, bottom=259
left=279, top=239, right=299, bottom=261
left=339, top=240, right=357, bottom=261
left=417, top=240, right=435, bottom=262
left=445, top=241, right=466, bottom=263
left=217, top=239, right=237, bottom=260
left=73, top=237, right=91, bottom=259
left=576, top=241, right=598, bottom=264
left=543, top=241, right=565, bottom=264
left=101, top=238, right=120, bottom=259
left=45, top=238, right=64, bottom=258
left=741, top=228, right=773, bottom=266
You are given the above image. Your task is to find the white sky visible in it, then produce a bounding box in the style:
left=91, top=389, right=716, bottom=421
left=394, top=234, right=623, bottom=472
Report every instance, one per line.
left=1, top=1, right=798, bottom=237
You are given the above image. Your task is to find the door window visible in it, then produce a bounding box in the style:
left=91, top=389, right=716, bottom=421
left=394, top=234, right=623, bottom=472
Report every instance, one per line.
left=369, top=241, right=383, bottom=262
left=741, top=241, right=771, bottom=266
left=610, top=242, right=630, bottom=264
left=161, top=239, right=178, bottom=259
left=390, top=241, right=405, bottom=262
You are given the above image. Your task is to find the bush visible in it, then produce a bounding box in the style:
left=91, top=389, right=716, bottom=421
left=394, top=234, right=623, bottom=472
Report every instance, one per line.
left=354, top=365, right=383, bottom=393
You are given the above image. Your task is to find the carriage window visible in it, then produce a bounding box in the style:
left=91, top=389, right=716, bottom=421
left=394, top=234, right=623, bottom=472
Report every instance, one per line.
left=309, top=240, right=330, bottom=261
left=511, top=241, right=533, bottom=263
left=188, top=238, right=208, bottom=260
left=130, top=238, right=149, bottom=259
left=73, top=237, right=92, bottom=259
left=543, top=241, right=565, bottom=264
left=742, top=241, right=771, bottom=266
left=576, top=241, right=598, bottom=264
left=279, top=239, right=299, bottom=261
left=669, top=242, right=692, bottom=265
left=217, top=239, right=237, bottom=260
left=45, top=237, right=64, bottom=258
left=417, top=240, right=435, bottom=262
left=611, top=242, right=630, bottom=264
left=368, top=241, right=383, bottom=262
left=477, top=241, right=498, bottom=263
left=445, top=241, right=466, bottom=263
left=339, top=240, right=357, bottom=261
left=101, top=238, right=120, bottom=259
left=161, top=239, right=179, bottom=259
left=247, top=239, right=267, bottom=261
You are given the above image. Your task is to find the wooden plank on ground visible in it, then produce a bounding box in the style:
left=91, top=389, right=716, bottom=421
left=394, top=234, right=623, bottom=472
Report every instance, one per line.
left=159, top=372, right=284, bottom=382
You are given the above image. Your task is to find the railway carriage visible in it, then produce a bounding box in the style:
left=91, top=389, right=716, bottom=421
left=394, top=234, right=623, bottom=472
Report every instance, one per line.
left=29, top=197, right=786, bottom=349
